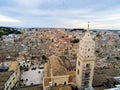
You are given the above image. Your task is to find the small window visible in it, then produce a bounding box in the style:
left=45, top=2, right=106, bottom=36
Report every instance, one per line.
left=77, top=69, right=79, bottom=75
left=9, top=82, right=11, bottom=86
left=78, top=61, right=80, bottom=66
left=55, top=83, right=57, bottom=86
left=6, top=86, right=9, bottom=90
left=88, top=48, right=90, bottom=51
left=64, top=82, right=66, bottom=85
left=86, top=64, right=90, bottom=68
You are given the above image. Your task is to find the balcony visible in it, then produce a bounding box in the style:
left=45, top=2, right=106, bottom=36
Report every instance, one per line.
left=83, top=69, right=91, bottom=74
left=83, top=70, right=91, bottom=74
left=82, top=73, right=90, bottom=80
left=82, top=77, right=90, bottom=80
left=81, top=81, right=89, bottom=88
left=81, top=86, right=89, bottom=89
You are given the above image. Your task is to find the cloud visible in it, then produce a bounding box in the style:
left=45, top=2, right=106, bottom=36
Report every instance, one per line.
left=0, top=0, right=120, bottom=29
left=91, top=23, right=120, bottom=29
left=0, top=14, right=21, bottom=23
left=13, top=0, right=42, bottom=8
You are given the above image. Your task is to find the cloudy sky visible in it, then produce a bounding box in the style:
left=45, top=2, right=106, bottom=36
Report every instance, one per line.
left=0, top=0, right=120, bottom=29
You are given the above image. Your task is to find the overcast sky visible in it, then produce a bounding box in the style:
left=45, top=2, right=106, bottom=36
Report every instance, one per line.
left=0, top=0, right=120, bottom=29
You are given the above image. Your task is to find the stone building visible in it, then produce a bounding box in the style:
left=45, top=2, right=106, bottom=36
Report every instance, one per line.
left=0, top=61, right=20, bottom=90
left=76, top=23, right=96, bottom=90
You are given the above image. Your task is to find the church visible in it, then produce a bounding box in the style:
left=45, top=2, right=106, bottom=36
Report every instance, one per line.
left=43, top=22, right=96, bottom=90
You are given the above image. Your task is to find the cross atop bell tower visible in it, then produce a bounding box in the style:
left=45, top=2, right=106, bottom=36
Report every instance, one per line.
left=86, top=21, right=90, bottom=33
left=88, top=21, right=90, bottom=30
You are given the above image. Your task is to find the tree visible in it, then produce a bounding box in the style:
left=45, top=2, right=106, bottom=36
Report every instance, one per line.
left=96, top=50, right=100, bottom=53
left=107, top=57, right=110, bottom=59
left=71, top=39, right=79, bottom=43
left=42, top=55, right=47, bottom=60
left=0, top=26, right=22, bottom=38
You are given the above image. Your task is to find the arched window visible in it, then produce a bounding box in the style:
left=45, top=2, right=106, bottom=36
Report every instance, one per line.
left=55, top=83, right=57, bottom=86
left=78, top=61, right=80, bottom=66
left=77, top=69, right=79, bottom=75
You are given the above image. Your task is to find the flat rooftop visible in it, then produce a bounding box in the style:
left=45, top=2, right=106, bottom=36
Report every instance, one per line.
left=21, top=65, right=44, bottom=86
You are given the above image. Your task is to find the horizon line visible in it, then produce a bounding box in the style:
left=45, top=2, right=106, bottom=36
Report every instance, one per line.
left=0, top=25, right=120, bottom=30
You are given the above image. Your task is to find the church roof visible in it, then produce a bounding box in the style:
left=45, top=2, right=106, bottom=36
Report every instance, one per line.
left=44, top=55, right=68, bottom=77
left=8, top=61, right=18, bottom=71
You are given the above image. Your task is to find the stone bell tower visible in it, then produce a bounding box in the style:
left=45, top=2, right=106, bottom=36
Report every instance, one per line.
left=76, top=22, right=96, bottom=90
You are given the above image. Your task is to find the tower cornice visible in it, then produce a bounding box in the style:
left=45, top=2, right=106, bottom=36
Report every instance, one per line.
left=77, top=53, right=96, bottom=62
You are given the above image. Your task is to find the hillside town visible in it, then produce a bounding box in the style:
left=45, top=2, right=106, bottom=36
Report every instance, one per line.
left=0, top=25, right=120, bottom=90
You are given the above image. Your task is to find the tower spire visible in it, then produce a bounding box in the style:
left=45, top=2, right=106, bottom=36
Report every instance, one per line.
left=87, top=21, right=90, bottom=32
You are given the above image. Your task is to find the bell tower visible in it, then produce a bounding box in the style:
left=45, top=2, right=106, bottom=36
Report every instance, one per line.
left=76, top=22, right=95, bottom=90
